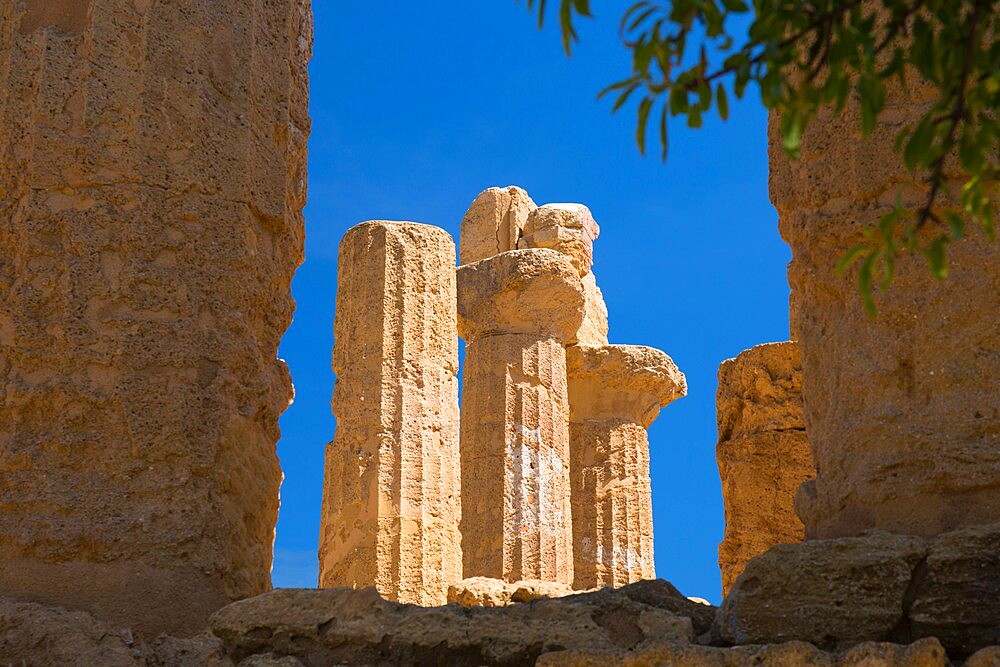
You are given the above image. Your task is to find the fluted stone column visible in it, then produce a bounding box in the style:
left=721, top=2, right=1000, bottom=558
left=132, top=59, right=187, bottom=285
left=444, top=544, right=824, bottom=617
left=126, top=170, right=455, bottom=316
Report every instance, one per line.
left=319, top=221, right=462, bottom=606
left=0, top=0, right=311, bottom=637
left=772, top=81, right=1000, bottom=539
left=457, top=249, right=585, bottom=585
left=566, top=345, right=686, bottom=590
left=716, top=341, right=813, bottom=596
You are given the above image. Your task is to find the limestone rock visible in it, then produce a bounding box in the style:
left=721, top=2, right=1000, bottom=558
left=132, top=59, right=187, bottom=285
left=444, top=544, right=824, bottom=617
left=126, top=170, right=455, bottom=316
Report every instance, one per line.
left=460, top=334, right=576, bottom=584
left=566, top=345, right=686, bottom=590
left=456, top=248, right=585, bottom=342
left=0, top=598, right=145, bottom=667
left=967, top=646, right=1000, bottom=667
left=910, top=523, right=1000, bottom=655
left=568, top=579, right=717, bottom=637
left=210, top=586, right=695, bottom=666
left=577, top=272, right=610, bottom=345
left=0, top=0, right=312, bottom=637
left=771, top=82, right=1000, bottom=539
left=566, top=344, right=686, bottom=428
left=447, top=577, right=577, bottom=607
left=520, top=203, right=601, bottom=276
left=716, top=341, right=813, bottom=596
left=460, top=186, right=537, bottom=264
left=319, top=221, right=461, bottom=606
left=538, top=638, right=949, bottom=667
left=715, top=531, right=927, bottom=647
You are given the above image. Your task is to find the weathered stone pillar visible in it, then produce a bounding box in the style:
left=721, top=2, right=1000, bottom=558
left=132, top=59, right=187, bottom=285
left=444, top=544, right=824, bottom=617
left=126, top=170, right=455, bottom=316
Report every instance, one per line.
left=0, top=0, right=311, bottom=636
left=457, top=249, right=584, bottom=585
left=772, top=85, right=1000, bottom=539
left=715, top=341, right=813, bottom=596
left=566, top=345, right=686, bottom=590
left=319, top=221, right=462, bottom=606
left=460, top=186, right=537, bottom=265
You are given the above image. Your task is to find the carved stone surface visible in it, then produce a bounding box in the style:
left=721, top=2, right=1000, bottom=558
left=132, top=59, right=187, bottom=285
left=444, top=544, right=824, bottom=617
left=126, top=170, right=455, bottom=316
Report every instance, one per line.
left=566, top=345, right=686, bottom=590
left=460, top=186, right=536, bottom=265
left=716, top=341, right=813, bottom=596
left=577, top=272, right=610, bottom=346
left=457, top=249, right=584, bottom=585
left=0, top=0, right=311, bottom=637
left=771, top=84, right=1000, bottom=539
left=319, top=221, right=461, bottom=606
left=519, top=203, right=600, bottom=277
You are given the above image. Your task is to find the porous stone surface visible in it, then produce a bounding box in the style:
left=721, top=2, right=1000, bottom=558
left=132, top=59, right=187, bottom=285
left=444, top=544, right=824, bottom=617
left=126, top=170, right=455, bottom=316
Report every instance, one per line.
left=457, top=249, right=584, bottom=585
left=771, top=84, right=1000, bottom=539
left=519, top=203, right=601, bottom=276
left=460, top=186, right=537, bottom=264
left=319, top=221, right=461, bottom=606
left=210, top=585, right=696, bottom=666
left=447, top=577, right=577, bottom=608
left=539, top=637, right=950, bottom=667
left=910, top=523, right=1000, bottom=655
left=716, top=531, right=928, bottom=648
left=0, top=0, right=311, bottom=637
left=716, top=341, right=813, bottom=596
left=566, top=345, right=687, bottom=590
left=577, top=271, right=610, bottom=345
left=456, top=248, right=585, bottom=342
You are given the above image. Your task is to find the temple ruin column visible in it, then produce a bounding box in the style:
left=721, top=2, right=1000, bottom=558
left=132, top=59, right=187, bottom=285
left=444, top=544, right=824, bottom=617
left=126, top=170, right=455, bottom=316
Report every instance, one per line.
left=460, top=186, right=537, bottom=264
left=319, top=221, right=462, bottom=606
left=0, top=0, right=310, bottom=637
left=457, top=249, right=585, bottom=585
left=772, top=84, right=1000, bottom=539
left=566, top=345, right=686, bottom=590
left=716, top=342, right=813, bottom=596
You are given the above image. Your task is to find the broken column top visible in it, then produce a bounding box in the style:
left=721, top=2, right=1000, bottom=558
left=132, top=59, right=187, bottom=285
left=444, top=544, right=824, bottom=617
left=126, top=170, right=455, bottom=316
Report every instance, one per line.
left=341, top=219, right=455, bottom=254
left=717, top=341, right=803, bottom=440
left=457, top=248, right=585, bottom=342
left=460, top=186, right=537, bottom=265
left=567, top=344, right=687, bottom=427
left=519, top=203, right=601, bottom=277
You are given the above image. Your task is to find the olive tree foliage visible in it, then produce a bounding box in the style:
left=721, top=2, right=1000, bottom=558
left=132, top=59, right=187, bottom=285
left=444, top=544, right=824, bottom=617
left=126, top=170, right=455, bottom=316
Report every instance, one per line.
left=524, top=0, right=997, bottom=313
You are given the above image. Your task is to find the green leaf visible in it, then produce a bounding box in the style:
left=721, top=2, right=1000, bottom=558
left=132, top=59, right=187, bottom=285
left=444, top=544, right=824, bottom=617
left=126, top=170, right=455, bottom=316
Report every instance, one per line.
left=716, top=83, right=729, bottom=120
left=924, top=236, right=949, bottom=279
left=636, top=96, right=653, bottom=155
left=836, top=244, right=870, bottom=273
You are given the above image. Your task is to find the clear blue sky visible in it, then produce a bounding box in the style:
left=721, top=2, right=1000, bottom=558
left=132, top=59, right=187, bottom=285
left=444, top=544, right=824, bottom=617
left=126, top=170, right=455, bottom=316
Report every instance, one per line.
left=272, top=2, right=791, bottom=604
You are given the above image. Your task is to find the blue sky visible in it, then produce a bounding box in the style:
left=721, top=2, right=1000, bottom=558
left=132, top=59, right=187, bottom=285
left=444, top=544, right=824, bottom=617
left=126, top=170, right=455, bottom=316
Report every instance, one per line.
left=272, top=2, right=791, bottom=604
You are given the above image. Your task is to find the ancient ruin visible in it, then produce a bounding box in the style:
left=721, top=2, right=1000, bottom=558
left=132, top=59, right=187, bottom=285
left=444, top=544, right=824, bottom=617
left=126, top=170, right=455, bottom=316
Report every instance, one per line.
left=567, top=344, right=686, bottom=590
left=0, top=0, right=310, bottom=637
left=715, top=341, right=813, bottom=595
left=318, top=221, right=462, bottom=606
left=2, top=1, right=998, bottom=664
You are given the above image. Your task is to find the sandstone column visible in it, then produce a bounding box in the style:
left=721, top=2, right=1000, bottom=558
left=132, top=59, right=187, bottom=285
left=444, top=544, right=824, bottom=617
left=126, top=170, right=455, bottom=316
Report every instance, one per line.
left=0, top=0, right=311, bottom=636
left=772, top=84, right=1000, bottom=539
left=457, top=249, right=585, bottom=585
left=566, top=345, right=686, bottom=590
left=460, top=186, right=537, bottom=264
left=319, top=221, right=462, bottom=606
left=716, top=341, right=813, bottom=596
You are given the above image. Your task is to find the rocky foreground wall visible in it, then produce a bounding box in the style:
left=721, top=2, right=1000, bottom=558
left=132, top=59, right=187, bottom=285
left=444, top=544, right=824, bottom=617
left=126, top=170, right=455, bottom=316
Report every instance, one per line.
left=0, top=0, right=311, bottom=636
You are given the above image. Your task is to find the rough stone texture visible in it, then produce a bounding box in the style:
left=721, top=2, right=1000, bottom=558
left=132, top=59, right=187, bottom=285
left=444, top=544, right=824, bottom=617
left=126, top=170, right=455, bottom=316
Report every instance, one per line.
left=716, top=341, right=813, bottom=596
left=447, top=577, right=577, bottom=608
left=319, top=221, right=461, bottom=606
left=577, top=271, right=610, bottom=345
left=0, top=0, right=311, bottom=637
left=910, top=523, right=1000, bottom=655
left=771, top=83, right=1000, bottom=539
left=539, top=637, right=950, bottom=667
left=566, top=345, right=687, bottom=590
left=715, top=531, right=928, bottom=648
left=519, top=203, right=601, bottom=277
left=967, top=646, right=1000, bottom=667
left=459, top=186, right=537, bottom=265
left=457, top=249, right=584, bottom=585
left=210, top=585, right=695, bottom=666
